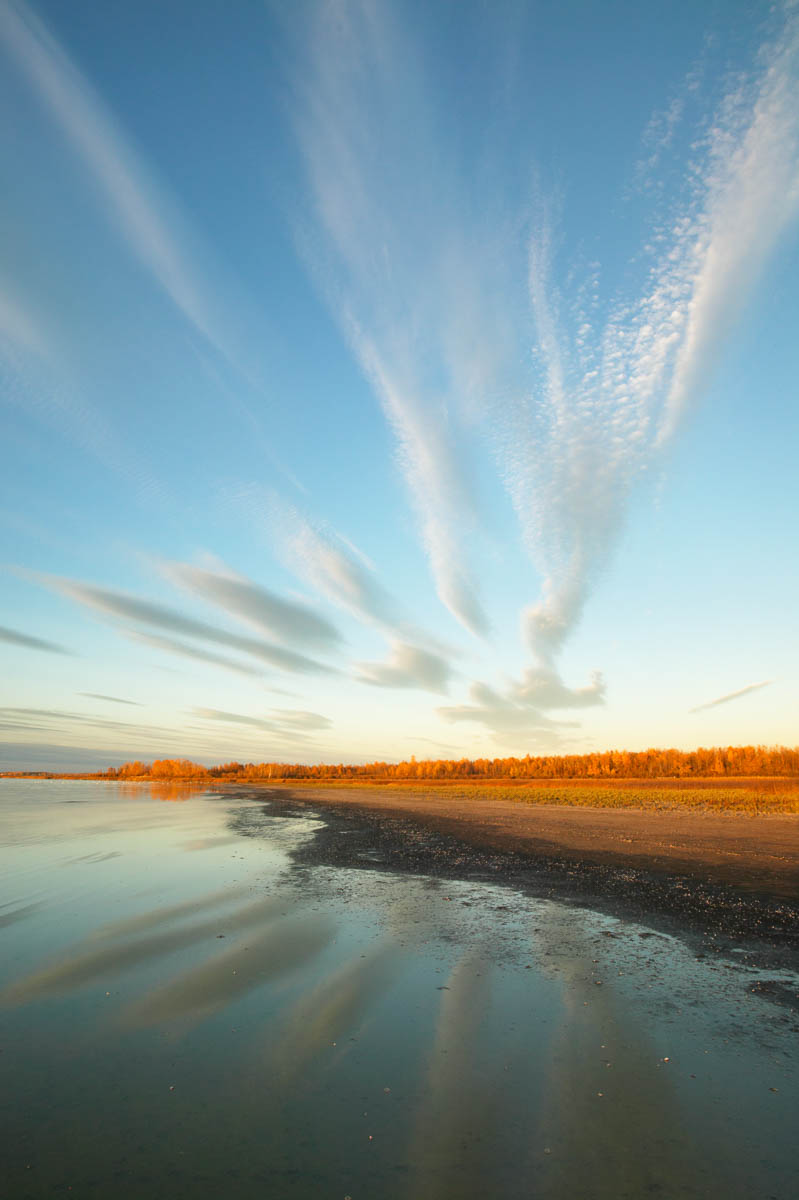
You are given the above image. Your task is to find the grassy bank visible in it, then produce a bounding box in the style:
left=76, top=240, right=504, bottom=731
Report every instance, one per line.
left=265, top=776, right=799, bottom=815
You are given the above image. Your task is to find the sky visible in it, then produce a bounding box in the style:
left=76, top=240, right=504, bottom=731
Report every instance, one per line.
left=1, top=0, right=798, bottom=771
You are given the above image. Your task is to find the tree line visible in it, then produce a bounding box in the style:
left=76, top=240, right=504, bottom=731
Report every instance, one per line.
left=97, top=744, right=799, bottom=782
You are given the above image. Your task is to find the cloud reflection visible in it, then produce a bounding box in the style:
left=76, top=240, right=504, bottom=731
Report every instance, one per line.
left=1, top=893, right=285, bottom=1006
left=123, top=912, right=335, bottom=1026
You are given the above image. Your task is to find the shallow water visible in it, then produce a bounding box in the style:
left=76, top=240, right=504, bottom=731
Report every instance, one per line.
left=1, top=780, right=797, bottom=1199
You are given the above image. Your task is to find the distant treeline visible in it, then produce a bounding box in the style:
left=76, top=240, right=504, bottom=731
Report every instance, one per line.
left=89, top=744, right=799, bottom=782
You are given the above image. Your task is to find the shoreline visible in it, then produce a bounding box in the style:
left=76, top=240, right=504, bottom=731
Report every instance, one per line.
left=235, top=782, right=799, bottom=900
left=228, top=784, right=799, bottom=965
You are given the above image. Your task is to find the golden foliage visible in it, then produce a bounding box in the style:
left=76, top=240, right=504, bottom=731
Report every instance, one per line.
left=96, top=744, right=799, bottom=783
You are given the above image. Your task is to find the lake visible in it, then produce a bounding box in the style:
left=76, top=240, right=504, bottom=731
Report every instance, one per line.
left=1, top=780, right=797, bottom=1198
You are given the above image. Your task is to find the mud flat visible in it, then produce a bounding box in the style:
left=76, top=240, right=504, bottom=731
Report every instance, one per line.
left=238, top=785, right=799, bottom=955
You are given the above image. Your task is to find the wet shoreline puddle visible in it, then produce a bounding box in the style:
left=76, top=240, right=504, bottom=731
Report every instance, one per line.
left=1, top=780, right=797, bottom=1198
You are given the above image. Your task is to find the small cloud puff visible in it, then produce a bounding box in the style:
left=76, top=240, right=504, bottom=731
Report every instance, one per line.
left=438, top=667, right=604, bottom=745
left=355, top=642, right=453, bottom=694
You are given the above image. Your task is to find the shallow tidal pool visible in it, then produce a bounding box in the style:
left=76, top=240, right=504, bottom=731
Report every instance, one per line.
left=1, top=779, right=797, bottom=1199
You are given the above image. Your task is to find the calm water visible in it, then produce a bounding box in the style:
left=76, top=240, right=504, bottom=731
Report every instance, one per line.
left=1, top=780, right=797, bottom=1199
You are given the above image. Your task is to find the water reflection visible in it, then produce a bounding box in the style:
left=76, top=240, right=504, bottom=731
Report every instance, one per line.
left=0, top=899, right=41, bottom=928
left=531, top=909, right=718, bottom=1198
left=269, top=940, right=402, bottom=1084
left=405, top=950, right=497, bottom=1199
left=1, top=893, right=284, bottom=1006
left=0, top=780, right=796, bottom=1200
left=87, top=884, right=252, bottom=941
left=181, top=835, right=242, bottom=852
left=123, top=911, right=336, bottom=1027
left=113, top=780, right=217, bottom=803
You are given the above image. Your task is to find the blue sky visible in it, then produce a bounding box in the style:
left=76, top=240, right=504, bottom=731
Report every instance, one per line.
left=1, top=0, right=798, bottom=771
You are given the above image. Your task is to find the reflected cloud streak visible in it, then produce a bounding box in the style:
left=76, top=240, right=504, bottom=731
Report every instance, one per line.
left=123, top=912, right=336, bottom=1026
left=1, top=894, right=285, bottom=1005
left=269, top=941, right=401, bottom=1083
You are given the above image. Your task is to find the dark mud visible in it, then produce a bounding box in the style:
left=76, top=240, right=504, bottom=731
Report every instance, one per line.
left=225, top=788, right=799, bottom=980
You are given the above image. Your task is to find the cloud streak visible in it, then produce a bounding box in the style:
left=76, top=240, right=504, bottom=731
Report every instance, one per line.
left=290, top=0, right=799, bottom=690
left=273, top=498, right=403, bottom=631
left=0, top=625, right=71, bottom=655
left=0, top=706, right=206, bottom=750
left=511, top=9, right=799, bottom=660
left=41, top=575, right=339, bottom=676
left=689, top=680, right=774, bottom=713
left=192, top=707, right=332, bottom=737
left=123, top=630, right=263, bottom=678
left=163, top=560, right=342, bottom=651
left=0, top=280, right=46, bottom=357
left=290, top=0, right=493, bottom=636
left=0, top=702, right=326, bottom=767
left=0, top=0, right=244, bottom=370
left=270, top=500, right=465, bottom=696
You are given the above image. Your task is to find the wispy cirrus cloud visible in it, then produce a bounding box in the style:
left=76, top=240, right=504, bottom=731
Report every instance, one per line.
left=192, top=709, right=294, bottom=735
left=289, top=0, right=493, bottom=637
left=689, top=680, right=774, bottom=714
left=273, top=498, right=403, bottom=632
left=79, top=693, right=142, bottom=706
left=192, top=707, right=332, bottom=736
left=289, top=0, right=799, bottom=735
left=0, top=0, right=308, bottom=500
left=0, top=0, right=243, bottom=371
left=511, top=9, right=799, bottom=661
left=0, top=705, right=189, bottom=743
left=271, top=499, right=464, bottom=694
left=0, top=274, right=159, bottom=497
left=274, top=709, right=333, bottom=731
left=0, top=624, right=71, bottom=655
left=406, top=736, right=462, bottom=754
left=123, top=630, right=263, bottom=678
left=0, top=281, right=46, bottom=357
left=0, top=702, right=325, bottom=768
